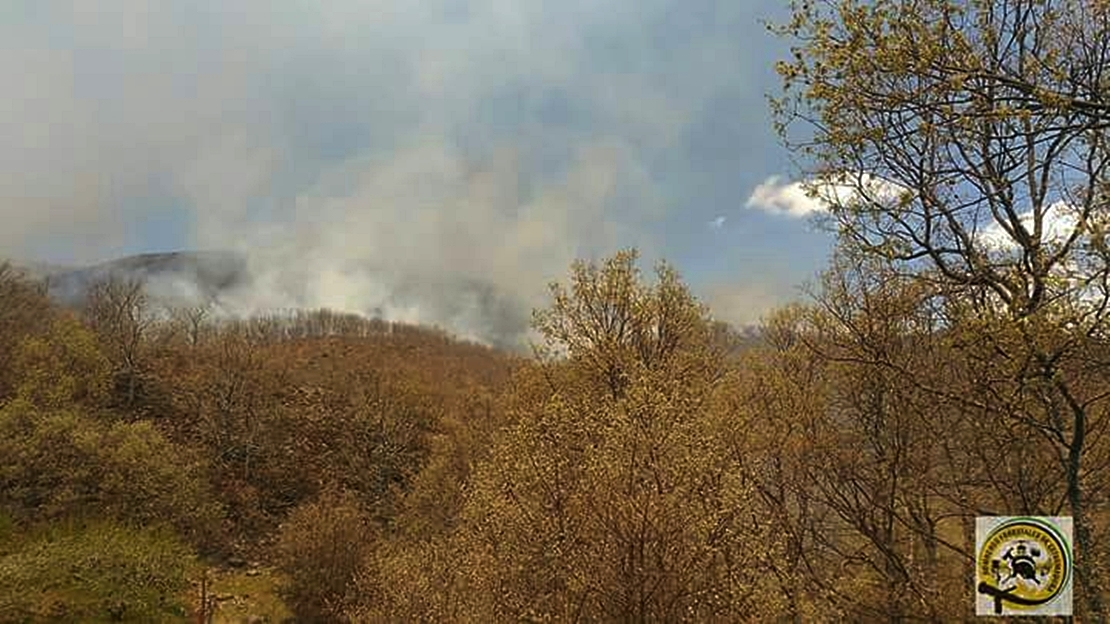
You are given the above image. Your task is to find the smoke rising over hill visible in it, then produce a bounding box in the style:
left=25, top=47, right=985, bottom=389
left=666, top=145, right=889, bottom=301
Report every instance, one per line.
left=40, top=250, right=534, bottom=350
left=2, top=1, right=806, bottom=344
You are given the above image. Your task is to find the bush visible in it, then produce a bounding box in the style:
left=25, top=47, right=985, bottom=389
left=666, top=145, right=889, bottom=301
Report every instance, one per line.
left=0, top=520, right=195, bottom=622
left=0, top=400, right=222, bottom=550
left=0, top=263, right=54, bottom=402
left=274, top=490, right=375, bottom=623
left=12, top=314, right=111, bottom=409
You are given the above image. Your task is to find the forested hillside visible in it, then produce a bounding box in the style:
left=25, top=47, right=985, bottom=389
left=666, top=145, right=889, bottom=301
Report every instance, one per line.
left=0, top=260, right=520, bottom=621
left=2, top=240, right=1109, bottom=621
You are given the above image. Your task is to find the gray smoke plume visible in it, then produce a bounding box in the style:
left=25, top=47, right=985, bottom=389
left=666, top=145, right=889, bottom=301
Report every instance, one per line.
left=2, top=1, right=797, bottom=343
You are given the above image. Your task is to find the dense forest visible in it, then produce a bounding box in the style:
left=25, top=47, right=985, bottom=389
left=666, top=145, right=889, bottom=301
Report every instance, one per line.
left=4, top=0, right=1110, bottom=621
left=1, top=243, right=1107, bottom=621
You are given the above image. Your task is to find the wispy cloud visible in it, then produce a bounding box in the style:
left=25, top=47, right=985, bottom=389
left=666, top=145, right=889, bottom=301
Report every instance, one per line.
left=709, top=215, right=726, bottom=229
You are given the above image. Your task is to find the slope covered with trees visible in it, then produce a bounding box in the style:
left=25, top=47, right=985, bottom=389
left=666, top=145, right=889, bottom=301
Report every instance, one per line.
left=0, top=262, right=520, bottom=621
left=4, top=236, right=1108, bottom=621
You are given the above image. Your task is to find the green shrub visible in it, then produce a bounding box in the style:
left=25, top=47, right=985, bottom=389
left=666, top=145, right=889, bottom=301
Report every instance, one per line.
left=0, top=520, right=195, bottom=622
left=12, top=315, right=110, bottom=409
left=0, top=400, right=222, bottom=550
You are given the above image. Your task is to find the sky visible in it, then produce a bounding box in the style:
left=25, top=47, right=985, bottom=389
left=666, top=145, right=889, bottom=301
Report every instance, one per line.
left=1, top=0, right=837, bottom=338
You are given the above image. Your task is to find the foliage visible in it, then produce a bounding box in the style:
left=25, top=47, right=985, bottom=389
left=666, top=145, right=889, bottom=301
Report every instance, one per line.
left=12, top=314, right=111, bottom=409
left=775, top=0, right=1110, bottom=617
left=274, top=490, right=375, bottom=623
left=149, top=326, right=452, bottom=541
left=0, top=400, right=221, bottom=549
left=391, top=390, right=502, bottom=540
left=14, top=235, right=1109, bottom=621
left=775, top=0, right=1110, bottom=312
left=0, top=520, right=195, bottom=622
left=0, top=263, right=55, bottom=402
left=731, top=255, right=1110, bottom=619
left=352, top=251, right=788, bottom=621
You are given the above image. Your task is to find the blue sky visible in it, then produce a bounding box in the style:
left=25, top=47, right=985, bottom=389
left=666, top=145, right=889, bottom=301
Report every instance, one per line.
left=1, top=0, right=834, bottom=328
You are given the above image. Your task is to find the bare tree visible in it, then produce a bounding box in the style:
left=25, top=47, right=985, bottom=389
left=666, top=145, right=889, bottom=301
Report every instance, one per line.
left=170, top=304, right=211, bottom=348
left=85, top=275, right=153, bottom=408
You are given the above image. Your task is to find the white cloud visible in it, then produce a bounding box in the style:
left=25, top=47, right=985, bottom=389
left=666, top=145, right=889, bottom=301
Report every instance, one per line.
left=977, top=202, right=1078, bottom=251
left=709, top=215, right=726, bottom=229
left=745, top=173, right=909, bottom=218
left=747, top=174, right=1085, bottom=257
left=745, top=176, right=828, bottom=217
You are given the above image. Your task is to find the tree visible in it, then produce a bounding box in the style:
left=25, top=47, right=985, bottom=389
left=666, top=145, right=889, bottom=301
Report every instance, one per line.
left=776, top=0, right=1110, bottom=616
left=410, top=251, right=785, bottom=621
left=766, top=260, right=977, bottom=620
left=0, top=399, right=221, bottom=549
left=167, top=303, right=212, bottom=348
left=11, top=314, right=110, bottom=409
left=84, top=276, right=154, bottom=409
left=0, top=262, right=53, bottom=401
left=274, top=490, right=374, bottom=623
left=732, top=305, right=837, bottom=622
left=531, top=250, right=722, bottom=399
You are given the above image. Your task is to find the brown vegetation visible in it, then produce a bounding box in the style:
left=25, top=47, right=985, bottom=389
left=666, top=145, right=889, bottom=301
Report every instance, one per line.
left=2, top=239, right=1109, bottom=621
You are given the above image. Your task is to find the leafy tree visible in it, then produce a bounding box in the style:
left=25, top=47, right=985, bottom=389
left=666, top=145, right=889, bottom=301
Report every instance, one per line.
left=0, top=400, right=221, bottom=549
left=384, top=251, right=786, bottom=621
left=0, top=262, right=54, bottom=402
left=776, top=0, right=1110, bottom=615
left=274, top=490, right=375, bottom=623
left=392, top=389, right=502, bottom=540
left=772, top=261, right=972, bottom=620
left=531, top=251, right=719, bottom=400
left=347, top=390, right=507, bottom=622
left=12, top=314, right=111, bottom=409
left=731, top=305, right=836, bottom=621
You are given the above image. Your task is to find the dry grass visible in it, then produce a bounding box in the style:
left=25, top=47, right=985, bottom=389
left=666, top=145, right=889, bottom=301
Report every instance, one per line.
left=192, top=566, right=292, bottom=624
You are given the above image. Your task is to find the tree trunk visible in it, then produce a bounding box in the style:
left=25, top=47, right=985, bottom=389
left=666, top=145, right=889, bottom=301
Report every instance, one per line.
left=1067, top=427, right=1105, bottom=620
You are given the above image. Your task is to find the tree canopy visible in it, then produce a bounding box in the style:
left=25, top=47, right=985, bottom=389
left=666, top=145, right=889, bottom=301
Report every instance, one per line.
left=776, top=0, right=1110, bottom=617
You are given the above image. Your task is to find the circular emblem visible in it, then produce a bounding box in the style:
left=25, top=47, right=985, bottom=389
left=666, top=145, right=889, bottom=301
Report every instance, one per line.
left=977, top=517, right=1071, bottom=614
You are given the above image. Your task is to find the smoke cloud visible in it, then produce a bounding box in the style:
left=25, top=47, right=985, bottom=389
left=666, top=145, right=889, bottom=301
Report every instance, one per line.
left=2, top=1, right=797, bottom=347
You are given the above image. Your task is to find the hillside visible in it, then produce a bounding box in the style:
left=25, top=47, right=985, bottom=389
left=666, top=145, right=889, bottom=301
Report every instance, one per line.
left=3, top=247, right=1107, bottom=621
left=0, top=259, right=523, bottom=620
